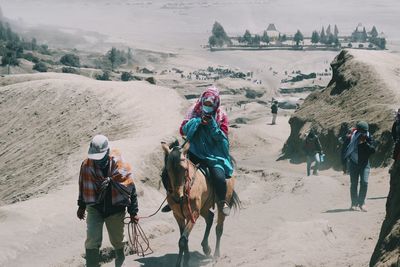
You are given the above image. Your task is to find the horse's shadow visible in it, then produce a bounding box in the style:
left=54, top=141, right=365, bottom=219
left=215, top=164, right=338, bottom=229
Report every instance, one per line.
left=135, top=251, right=213, bottom=267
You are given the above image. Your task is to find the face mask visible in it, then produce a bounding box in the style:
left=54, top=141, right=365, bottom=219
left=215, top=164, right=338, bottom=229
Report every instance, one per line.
left=94, top=154, right=109, bottom=169
left=202, top=105, right=215, bottom=114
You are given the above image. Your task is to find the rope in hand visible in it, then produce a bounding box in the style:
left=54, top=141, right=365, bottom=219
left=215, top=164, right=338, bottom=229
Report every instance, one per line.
left=123, top=196, right=168, bottom=257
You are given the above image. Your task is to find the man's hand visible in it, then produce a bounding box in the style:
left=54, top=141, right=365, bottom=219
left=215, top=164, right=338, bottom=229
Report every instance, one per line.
left=130, top=214, right=139, bottom=224
left=77, top=207, right=86, bottom=220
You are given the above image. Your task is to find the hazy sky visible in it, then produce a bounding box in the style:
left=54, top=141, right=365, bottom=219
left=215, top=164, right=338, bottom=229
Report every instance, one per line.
left=0, top=0, right=399, bottom=50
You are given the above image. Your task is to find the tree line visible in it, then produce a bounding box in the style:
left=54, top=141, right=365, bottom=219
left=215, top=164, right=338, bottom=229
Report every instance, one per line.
left=208, top=22, right=386, bottom=49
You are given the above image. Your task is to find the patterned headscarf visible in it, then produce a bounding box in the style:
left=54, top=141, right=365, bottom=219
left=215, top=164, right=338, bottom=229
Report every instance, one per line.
left=180, top=86, right=229, bottom=135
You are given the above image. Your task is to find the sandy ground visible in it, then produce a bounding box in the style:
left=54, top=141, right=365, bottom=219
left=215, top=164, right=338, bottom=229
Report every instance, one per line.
left=0, top=70, right=390, bottom=267
left=111, top=114, right=389, bottom=267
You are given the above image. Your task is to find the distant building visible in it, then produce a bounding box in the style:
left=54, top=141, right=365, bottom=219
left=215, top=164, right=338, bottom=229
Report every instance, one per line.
left=266, top=23, right=280, bottom=40
left=351, top=23, right=368, bottom=42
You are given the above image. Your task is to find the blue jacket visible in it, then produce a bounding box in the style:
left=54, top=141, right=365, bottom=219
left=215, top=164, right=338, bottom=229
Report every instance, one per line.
left=182, top=117, right=233, bottom=177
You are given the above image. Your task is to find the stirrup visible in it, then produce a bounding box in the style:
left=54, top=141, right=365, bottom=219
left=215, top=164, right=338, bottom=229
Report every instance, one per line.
left=161, top=204, right=172, bottom=213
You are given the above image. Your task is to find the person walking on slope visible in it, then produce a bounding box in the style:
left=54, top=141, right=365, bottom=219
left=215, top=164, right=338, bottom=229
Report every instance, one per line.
left=77, top=135, right=139, bottom=267
left=344, top=121, right=376, bottom=212
left=271, top=100, right=278, bottom=125
left=304, top=129, right=323, bottom=176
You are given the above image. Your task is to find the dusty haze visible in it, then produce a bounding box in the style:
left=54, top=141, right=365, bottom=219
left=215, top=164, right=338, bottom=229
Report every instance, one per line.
left=1, top=0, right=399, bottom=51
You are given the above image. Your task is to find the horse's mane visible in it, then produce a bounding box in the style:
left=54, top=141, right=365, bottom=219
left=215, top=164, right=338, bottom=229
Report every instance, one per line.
left=165, top=140, right=184, bottom=185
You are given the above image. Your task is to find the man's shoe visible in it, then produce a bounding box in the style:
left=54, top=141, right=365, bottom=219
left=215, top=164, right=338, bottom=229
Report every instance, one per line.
left=360, top=205, right=368, bottom=212
left=161, top=204, right=172, bottom=213
left=115, top=248, right=125, bottom=267
left=350, top=205, right=359, bottom=211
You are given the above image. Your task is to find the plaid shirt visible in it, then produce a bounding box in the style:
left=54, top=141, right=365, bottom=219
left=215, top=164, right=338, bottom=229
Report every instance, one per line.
left=78, top=149, right=135, bottom=207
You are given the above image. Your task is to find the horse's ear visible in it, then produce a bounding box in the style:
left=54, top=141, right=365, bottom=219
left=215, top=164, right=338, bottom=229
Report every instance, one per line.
left=161, top=142, right=171, bottom=155
left=182, top=141, right=190, bottom=155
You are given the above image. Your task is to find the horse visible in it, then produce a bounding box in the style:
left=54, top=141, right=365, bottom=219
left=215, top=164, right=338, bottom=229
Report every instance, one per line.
left=161, top=140, right=240, bottom=267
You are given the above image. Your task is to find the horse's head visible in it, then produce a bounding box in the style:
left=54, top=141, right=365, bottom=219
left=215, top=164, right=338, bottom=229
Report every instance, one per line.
left=161, top=140, right=190, bottom=199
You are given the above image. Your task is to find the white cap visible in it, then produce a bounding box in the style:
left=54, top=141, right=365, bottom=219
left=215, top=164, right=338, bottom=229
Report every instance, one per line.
left=88, top=135, right=110, bottom=160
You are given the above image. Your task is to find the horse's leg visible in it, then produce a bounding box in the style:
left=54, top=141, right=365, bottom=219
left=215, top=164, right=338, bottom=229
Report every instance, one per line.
left=175, top=215, right=186, bottom=267
left=200, top=209, right=214, bottom=256
left=214, top=210, right=226, bottom=258
left=180, top=214, right=198, bottom=267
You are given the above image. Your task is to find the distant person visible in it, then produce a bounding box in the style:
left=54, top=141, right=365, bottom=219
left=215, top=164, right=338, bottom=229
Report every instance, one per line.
left=344, top=121, right=376, bottom=212
left=304, top=130, right=323, bottom=176
left=271, top=100, right=278, bottom=125
left=77, top=135, right=139, bottom=267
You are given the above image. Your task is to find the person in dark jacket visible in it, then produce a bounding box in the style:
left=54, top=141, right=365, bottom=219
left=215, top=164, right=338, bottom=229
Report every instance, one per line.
left=344, top=121, right=376, bottom=212
left=77, top=135, right=139, bottom=267
left=304, top=130, right=323, bottom=176
left=387, top=109, right=400, bottom=214
left=271, top=100, right=278, bottom=125
left=391, top=109, right=400, bottom=160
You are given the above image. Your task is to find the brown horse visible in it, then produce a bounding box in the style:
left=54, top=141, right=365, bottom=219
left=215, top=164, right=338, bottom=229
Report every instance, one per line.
left=161, top=140, right=240, bottom=267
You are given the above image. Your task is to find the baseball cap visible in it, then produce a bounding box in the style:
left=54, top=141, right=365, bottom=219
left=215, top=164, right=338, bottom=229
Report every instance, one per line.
left=88, top=135, right=110, bottom=160
left=356, top=121, right=369, bottom=132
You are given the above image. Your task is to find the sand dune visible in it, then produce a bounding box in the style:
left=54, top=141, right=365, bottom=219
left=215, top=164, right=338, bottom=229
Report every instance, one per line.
left=0, top=73, right=185, bottom=266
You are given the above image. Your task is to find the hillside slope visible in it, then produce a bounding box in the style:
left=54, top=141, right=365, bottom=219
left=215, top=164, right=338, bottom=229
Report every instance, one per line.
left=282, top=50, right=400, bottom=168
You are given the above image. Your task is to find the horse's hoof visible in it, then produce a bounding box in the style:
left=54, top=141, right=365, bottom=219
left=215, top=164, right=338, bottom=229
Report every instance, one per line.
left=202, top=245, right=211, bottom=256
left=214, top=252, right=220, bottom=259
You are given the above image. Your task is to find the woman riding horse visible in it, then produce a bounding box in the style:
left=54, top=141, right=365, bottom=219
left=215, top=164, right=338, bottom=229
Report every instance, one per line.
left=162, top=86, right=233, bottom=216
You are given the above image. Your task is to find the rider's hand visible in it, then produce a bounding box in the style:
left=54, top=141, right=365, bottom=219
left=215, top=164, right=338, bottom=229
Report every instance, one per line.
left=77, top=207, right=86, bottom=220
left=130, top=214, right=139, bottom=224
left=201, top=114, right=212, bottom=124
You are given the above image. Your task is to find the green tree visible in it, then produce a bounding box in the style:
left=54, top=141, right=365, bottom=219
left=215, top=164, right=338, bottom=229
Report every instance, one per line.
left=243, top=30, right=252, bottom=44
left=362, top=27, right=368, bottom=42
left=31, top=38, right=37, bottom=51
left=326, top=25, right=331, bottom=36
left=208, top=36, right=217, bottom=47
left=327, top=34, right=335, bottom=45
left=311, top=31, right=320, bottom=44
left=33, top=61, right=48, bottom=72
left=278, top=33, right=287, bottom=42
left=121, top=71, right=133, bottom=81
left=108, top=47, right=117, bottom=71
left=127, top=48, right=133, bottom=66
left=320, top=26, right=326, bottom=44
left=370, top=26, right=378, bottom=38
left=96, top=71, right=111, bottom=81
left=262, top=31, right=270, bottom=44
left=334, top=25, right=339, bottom=37
left=252, top=34, right=261, bottom=46
left=60, top=53, right=80, bottom=67
left=208, top=21, right=231, bottom=47
left=212, top=22, right=229, bottom=40
left=293, top=30, right=304, bottom=46
left=1, top=50, right=19, bottom=66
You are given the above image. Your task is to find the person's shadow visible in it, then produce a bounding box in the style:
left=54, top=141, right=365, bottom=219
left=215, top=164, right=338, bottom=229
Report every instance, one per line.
left=135, top=251, right=212, bottom=267
left=323, top=208, right=352, bottom=213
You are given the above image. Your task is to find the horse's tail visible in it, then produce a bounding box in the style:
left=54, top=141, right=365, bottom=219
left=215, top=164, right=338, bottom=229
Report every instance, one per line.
left=229, top=190, right=241, bottom=212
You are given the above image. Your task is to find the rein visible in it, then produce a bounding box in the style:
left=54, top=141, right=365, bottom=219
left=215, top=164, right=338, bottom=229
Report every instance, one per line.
left=123, top=196, right=167, bottom=257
